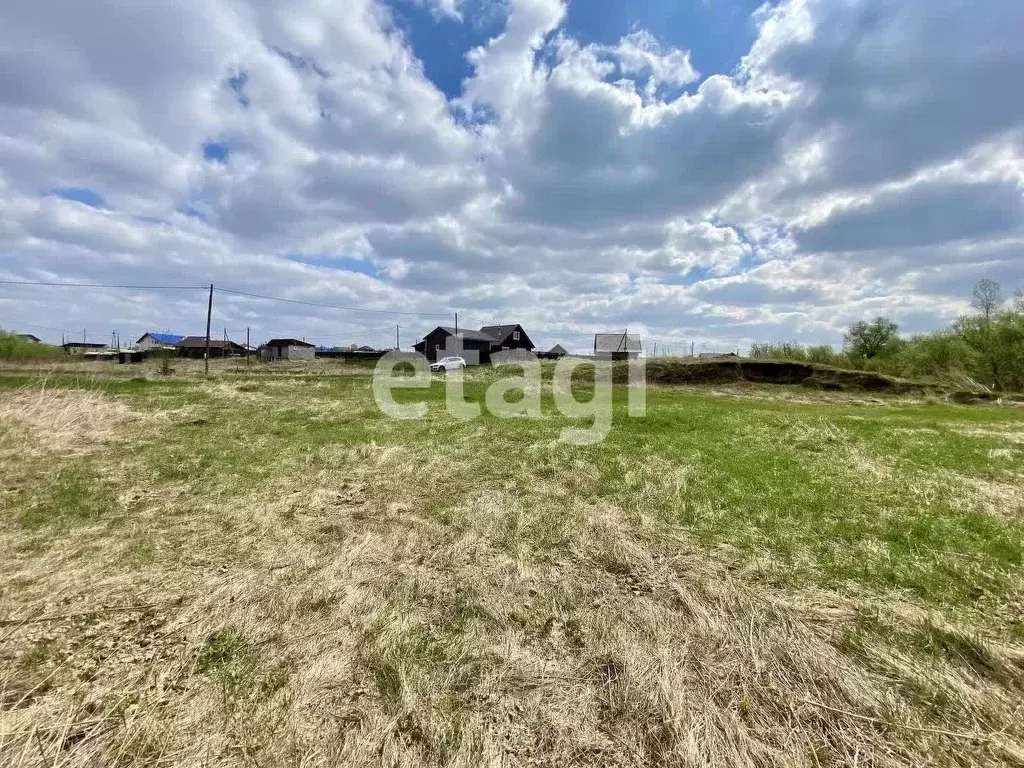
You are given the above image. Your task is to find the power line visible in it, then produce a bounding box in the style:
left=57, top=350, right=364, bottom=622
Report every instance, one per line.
left=1, top=279, right=704, bottom=350
left=0, top=279, right=205, bottom=290
left=3, top=321, right=72, bottom=334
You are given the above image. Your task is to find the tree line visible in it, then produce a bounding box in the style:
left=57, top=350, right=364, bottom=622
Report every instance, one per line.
left=750, top=279, right=1024, bottom=391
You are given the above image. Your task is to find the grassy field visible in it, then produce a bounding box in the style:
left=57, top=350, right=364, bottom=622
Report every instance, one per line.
left=1, top=360, right=1023, bottom=766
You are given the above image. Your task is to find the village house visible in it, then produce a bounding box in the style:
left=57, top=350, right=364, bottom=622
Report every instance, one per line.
left=479, top=325, right=535, bottom=353
left=414, top=323, right=536, bottom=364
left=415, top=327, right=496, bottom=364
left=136, top=332, right=184, bottom=351
left=177, top=336, right=246, bottom=359
left=62, top=341, right=107, bottom=355
left=259, top=338, right=316, bottom=360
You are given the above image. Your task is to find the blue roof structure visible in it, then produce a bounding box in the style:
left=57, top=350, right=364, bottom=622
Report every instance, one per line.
left=139, top=332, right=185, bottom=345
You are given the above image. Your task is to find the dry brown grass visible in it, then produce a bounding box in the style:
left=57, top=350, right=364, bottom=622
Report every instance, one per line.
left=2, top=381, right=1023, bottom=767
left=2, top=471, right=1023, bottom=766
left=0, top=387, right=139, bottom=456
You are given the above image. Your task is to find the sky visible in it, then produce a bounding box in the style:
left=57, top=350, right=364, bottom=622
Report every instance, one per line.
left=0, top=0, right=1022, bottom=353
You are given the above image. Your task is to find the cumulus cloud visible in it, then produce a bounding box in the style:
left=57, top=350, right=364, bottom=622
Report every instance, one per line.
left=645, top=220, right=750, bottom=276
left=0, top=0, right=1022, bottom=353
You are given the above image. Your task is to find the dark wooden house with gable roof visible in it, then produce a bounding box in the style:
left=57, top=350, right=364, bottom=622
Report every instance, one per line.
left=414, top=327, right=498, bottom=365
left=479, top=324, right=535, bottom=354
left=414, top=323, right=536, bottom=365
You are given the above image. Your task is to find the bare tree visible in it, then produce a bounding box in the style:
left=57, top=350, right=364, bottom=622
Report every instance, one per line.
left=971, top=279, right=1003, bottom=320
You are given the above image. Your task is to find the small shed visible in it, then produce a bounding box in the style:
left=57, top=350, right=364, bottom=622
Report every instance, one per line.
left=548, top=344, right=569, bottom=357
left=16, top=334, right=41, bottom=343
left=118, top=350, right=145, bottom=364
left=594, top=333, right=641, bottom=360
left=260, top=338, right=316, bottom=360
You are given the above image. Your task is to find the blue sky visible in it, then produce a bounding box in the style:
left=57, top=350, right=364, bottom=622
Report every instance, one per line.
left=48, top=187, right=105, bottom=208
left=560, top=0, right=762, bottom=75
left=387, top=1, right=504, bottom=100
left=388, top=0, right=762, bottom=100
left=1, top=0, right=1022, bottom=352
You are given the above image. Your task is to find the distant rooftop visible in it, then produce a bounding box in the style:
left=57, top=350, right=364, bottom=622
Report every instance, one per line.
left=594, top=333, right=641, bottom=353
left=138, top=332, right=184, bottom=345
left=435, top=326, right=498, bottom=343
left=264, top=338, right=315, bottom=347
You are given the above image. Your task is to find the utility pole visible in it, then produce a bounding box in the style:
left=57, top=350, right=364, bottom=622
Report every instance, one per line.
left=454, top=312, right=458, bottom=336
left=82, top=328, right=86, bottom=343
left=690, top=341, right=694, bottom=357
left=246, top=327, right=250, bottom=368
left=396, top=324, right=400, bottom=350
left=653, top=341, right=657, bottom=357
left=204, top=283, right=213, bottom=376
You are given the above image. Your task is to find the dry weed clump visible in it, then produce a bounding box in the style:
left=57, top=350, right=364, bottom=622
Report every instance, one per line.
left=0, top=387, right=138, bottom=456
left=3, top=465, right=1023, bottom=767
left=956, top=475, right=1024, bottom=522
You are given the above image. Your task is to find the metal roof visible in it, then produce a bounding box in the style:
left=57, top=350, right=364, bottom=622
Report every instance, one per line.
left=432, top=326, right=497, bottom=343
left=594, top=333, right=641, bottom=353
left=138, top=332, right=184, bottom=345
left=264, top=338, right=315, bottom=347
left=179, top=336, right=244, bottom=349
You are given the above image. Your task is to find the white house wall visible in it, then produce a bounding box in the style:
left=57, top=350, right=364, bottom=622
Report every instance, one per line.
left=285, top=345, right=315, bottom=360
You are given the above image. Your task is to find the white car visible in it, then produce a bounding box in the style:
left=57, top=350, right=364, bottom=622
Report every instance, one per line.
left=430, top=356, right=466, bottom=372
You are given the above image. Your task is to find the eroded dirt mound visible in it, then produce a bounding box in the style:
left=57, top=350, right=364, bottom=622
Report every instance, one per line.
left=604, top=358, right=931, bottom=395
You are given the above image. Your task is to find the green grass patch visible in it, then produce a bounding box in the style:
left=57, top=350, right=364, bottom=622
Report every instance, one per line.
left=5, top=372, right=1023, bottom=618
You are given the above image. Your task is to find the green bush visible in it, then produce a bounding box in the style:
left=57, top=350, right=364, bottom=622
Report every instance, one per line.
left=0, top=331, right=64, bottom=361
left=749, top=341, right=852, bottom=370
left=751, top=282, right=1024, bottom=392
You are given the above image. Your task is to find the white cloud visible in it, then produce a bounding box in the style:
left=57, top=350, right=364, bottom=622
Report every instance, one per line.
left=611, top=30, right=699, bottom=99
left=655, top=220, right=750, bottom=276
left=1, top=0, right=1022, bottom=353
